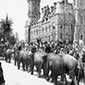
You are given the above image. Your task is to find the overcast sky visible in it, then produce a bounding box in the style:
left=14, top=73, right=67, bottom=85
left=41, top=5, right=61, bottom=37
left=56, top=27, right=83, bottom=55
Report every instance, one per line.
left=0, top=0, right=73, bottom=40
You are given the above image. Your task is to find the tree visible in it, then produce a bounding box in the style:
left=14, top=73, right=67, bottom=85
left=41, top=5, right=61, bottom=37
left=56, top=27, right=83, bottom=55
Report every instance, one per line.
left=0, top=15, right=13, bottom=33
left=0, top=15, right=16, bottom=45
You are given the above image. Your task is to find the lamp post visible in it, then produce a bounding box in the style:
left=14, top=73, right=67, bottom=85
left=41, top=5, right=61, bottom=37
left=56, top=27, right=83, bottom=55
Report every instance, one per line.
left=25, top=20, right=31, bottom=44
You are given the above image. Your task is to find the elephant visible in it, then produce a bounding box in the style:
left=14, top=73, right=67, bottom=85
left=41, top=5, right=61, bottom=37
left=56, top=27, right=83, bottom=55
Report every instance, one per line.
left=43, top=53, right=78, bottom=85
left=5, top=48, right=13, bottom=63
left=63, top=54, right=78, bottom=85
left=42, top=53, right=67, bottom=85
left=30, top=51, right=47, bottom=77
left=17, top=49, right=32, bottom=71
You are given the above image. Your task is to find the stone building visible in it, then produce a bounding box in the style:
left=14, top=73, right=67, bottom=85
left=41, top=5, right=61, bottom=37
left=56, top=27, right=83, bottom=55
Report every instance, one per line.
left=73, top=0, right=85, bottom=43
left=27, top=0, right=75, bottom=44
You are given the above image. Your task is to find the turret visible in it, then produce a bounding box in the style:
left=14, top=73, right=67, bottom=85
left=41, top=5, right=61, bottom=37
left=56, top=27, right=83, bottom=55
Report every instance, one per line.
left=27, top=0, right=41, bottom=24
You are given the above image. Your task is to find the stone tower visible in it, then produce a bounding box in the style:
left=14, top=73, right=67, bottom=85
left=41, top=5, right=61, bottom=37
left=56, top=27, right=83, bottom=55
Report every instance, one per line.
left=73, top=0, right=85, bottom=43
left=26, top=0, right=41, bottom=44
left=27, top=0, right=41, bottom=25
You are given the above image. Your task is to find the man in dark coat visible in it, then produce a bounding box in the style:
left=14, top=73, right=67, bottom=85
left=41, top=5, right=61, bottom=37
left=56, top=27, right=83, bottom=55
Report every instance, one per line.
left=45, top=43, right=51, bottom=53
left=0, top=62, right=5, bottom=85
left=30, top=44, right=36, bottom=74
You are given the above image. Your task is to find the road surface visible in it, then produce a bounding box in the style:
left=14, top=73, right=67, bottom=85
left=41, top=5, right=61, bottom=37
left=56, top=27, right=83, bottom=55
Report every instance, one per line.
left=0, top=60, right=84, bottom=85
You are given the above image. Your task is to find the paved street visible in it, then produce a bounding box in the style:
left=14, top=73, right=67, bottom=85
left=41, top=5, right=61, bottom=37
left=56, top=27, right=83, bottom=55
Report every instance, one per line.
left=0, top=60, right=53, bottom=85
left=0, top=60, right=84, bottom=85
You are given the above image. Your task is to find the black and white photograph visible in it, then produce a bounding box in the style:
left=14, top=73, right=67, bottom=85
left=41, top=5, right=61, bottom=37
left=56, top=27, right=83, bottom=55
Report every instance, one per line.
left=0, top=0, right=85, bottom=85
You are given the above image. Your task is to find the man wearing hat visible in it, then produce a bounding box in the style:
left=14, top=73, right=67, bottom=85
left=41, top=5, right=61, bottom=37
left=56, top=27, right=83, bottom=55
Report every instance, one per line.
left=0, top=62, right=5, bottom=85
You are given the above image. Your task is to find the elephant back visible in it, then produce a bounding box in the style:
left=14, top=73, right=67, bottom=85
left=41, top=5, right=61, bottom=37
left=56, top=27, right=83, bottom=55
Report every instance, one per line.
left=47, top=53, right=64, bottom=67
left=63, top=54, right=77, bottom=68
left=63, top=54, right=78, bottom=77
left=47, top=53, right=65, bottom=74
left=34, top=51, right=46, bottom=62
left=19, top=50, right=29, bottom=59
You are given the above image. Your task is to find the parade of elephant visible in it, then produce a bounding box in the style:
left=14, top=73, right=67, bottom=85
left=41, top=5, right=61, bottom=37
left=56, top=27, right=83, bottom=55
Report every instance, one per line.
left=3, top=39, right=85, bottom=85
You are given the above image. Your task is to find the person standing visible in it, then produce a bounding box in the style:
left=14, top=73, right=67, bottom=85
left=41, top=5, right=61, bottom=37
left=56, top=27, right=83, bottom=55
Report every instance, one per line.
left=0, top=62, right=5, bottom=85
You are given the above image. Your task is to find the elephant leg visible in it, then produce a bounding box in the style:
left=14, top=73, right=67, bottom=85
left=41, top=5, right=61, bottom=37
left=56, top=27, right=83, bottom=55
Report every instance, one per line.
left=45, top=69, right=50, bottom=81
left=22, top=63, right=25, bottom=71
left=26, top=63, right=28, bottom=71
left=26, top=59, right=29, bottom=71
left=62, top=74, right=68, bottom=85
left=17, top=59, right=21, bottom=69
left=44, top=63, right=51, bottom=81
left=7, top=56, right=9, bottom=62
left=61, top=74, right=65, bottom=81
left=70, top=76, right=77, bottom=85
left=5, top=56, right=7, bottom=62
left=14, top=58, right=17, bottom=65
left=50, top=70, right=54, bottom=82
left=76, top=69, right=81, bottom=85
left=52, top=72, right=57, bottom=85
left=9, top=56, right=11, bottom=63
left=42, top=63, right=47, bottom=78
left=22, top=59, right=25, bottom=71
left=30, top=60, right=34, bottom=75
left=36, top=62, right=42, bottom=77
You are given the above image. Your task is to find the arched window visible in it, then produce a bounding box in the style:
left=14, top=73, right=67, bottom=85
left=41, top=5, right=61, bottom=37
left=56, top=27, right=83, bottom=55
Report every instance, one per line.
left=42, top=27, right=44, bottom=33
left=80, top=16, right=83, bottom=24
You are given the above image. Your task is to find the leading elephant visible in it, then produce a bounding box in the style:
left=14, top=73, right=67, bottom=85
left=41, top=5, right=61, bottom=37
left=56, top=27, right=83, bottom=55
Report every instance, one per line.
left=43, top=53, right=78, bottom=85
left=42, top=53, right=67, bottom=85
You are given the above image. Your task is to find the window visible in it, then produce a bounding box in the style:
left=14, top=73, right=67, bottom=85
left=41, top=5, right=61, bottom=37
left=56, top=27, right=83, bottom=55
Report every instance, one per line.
left=60, top=34, right=62, bottom=39
left=42, top=27, right=44, bottom=33
left=49, top=25, right=51, bottom=32
left=46, top=26, right=48, bottom=32
left=60, top=25, right=62, bottom=29
left=34, top=30, right=35, bottom=35
left=80, top=16, right=83, bottom=24
left=36, top=29, right=38, bottom=35
left=39, top=29, right=41, bottom=34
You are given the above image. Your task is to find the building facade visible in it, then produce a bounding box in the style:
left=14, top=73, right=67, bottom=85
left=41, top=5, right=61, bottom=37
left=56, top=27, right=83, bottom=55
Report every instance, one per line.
left=73, top=0, right=85, bottom=43
left=28, top=0, right=75, bottom=43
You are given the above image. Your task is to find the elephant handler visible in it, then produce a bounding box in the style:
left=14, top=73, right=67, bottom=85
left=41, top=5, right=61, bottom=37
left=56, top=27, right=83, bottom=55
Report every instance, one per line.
left=0, top=62, right=5, bottom=85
